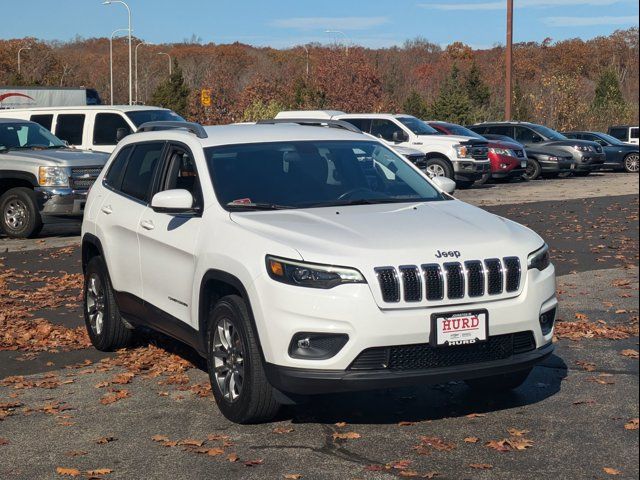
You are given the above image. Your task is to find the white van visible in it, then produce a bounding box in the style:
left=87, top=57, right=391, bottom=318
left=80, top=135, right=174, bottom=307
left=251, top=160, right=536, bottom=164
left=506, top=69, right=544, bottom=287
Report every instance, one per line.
left=0, top=106, right=184, bottom=153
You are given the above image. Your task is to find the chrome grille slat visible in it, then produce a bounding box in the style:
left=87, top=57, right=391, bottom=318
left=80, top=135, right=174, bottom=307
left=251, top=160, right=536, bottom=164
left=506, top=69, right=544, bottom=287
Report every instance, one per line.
left=377, top=257, right=522, bottom=304
left=399, top=266, right=422, bottom=302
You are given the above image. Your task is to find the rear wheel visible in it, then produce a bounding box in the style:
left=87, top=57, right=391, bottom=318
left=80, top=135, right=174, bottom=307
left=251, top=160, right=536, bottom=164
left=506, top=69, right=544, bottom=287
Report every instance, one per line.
left=465, top=368, right=532, bottom=392
left=624, top=153, right=639, bottom=173
left=0, top=187, right=42, bottom=239
left=83, top=256, right=133, bottom=351
left=523, top=160, right=541, bottom=181
left=207, top=295, right=280, bottom=424
left=423, top=157, right=454, bottom=180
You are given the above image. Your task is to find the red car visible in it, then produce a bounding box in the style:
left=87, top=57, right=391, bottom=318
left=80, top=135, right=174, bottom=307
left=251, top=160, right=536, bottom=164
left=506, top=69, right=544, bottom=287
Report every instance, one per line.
left=427, top=121, right=528, bottom=182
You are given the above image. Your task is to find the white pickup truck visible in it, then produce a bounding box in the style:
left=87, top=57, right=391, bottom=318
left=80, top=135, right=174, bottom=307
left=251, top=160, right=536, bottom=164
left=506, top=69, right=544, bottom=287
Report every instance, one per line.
left=276, top=111, right=491, bottom=188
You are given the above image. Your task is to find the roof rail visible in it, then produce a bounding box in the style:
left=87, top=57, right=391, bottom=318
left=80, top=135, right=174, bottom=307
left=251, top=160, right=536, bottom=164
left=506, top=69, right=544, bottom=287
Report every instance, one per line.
left=137, top=121, right=208, bottom=139
left=256, top=118, right=362, bottom=134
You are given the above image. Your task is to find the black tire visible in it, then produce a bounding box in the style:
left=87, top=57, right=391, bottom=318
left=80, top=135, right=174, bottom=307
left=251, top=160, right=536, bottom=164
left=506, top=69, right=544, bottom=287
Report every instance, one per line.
left=0, top=187, right=43, bottom=238
left=456, top=180, right=475, bottom=189
left=573, top=171, right=591, bottom=177
left=541, top=172, right=560, bottom=179
left=423, top=157, right=454, bottom=180
left=83, top=256, right=133, bottom=351
left=206, top=295, right=280, bottom=424
left=465, top=368, right=532, bottom=392
left=623, top=153, right=639, bottom=173
left=523, top=159, right=542, bottom=181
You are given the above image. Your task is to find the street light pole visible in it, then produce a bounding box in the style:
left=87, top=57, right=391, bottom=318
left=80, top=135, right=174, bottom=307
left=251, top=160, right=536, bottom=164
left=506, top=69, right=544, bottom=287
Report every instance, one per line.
left=505, top=0, right=514, bottom=121
left=325, top=30, right=350, bottom=56
left=17, top=47, right=31, bottom=75
left=158, top=52, right=172, bottom=76
left=110, top=28, right=129, bottom=106
left=302, top=44, right=310, bottom=79
left=103, top=0, right=132, bottom=105
left=135, top=41, right=152, bottom=104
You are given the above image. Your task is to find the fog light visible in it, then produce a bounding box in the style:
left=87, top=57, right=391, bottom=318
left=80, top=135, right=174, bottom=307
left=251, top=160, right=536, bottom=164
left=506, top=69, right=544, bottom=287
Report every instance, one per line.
left=500, top=163, right=509, bottom=169
left=540, top=307, right=557, bottom=336
left=289, top=333, right=349, bottom=360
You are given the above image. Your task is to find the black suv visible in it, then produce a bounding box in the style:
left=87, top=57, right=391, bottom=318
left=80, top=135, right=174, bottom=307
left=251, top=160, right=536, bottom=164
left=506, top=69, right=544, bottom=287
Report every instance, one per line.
left=469, top=122, right=606, bottom=177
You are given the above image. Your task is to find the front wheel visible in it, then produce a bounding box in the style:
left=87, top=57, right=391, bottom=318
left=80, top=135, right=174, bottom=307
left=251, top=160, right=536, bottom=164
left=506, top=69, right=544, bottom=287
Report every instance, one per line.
left=523, top=159, right=542, bottom=181
left=624, top=153, right=639, bottom=173
left=422, top=157, right=454, bottom=180
left=0, top=187, right=43, bottom=238
left=207, top=295, right=280, bottom=424
left=465, top=368, right=532, bottom=392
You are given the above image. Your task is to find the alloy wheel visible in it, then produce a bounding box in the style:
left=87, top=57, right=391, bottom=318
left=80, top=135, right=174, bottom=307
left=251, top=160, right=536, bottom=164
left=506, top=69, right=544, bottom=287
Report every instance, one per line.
left=212, top=318, right=245, bottom=403
left=625, top=153, right=639, bottom=173
left=426, top=164, right=446, bottom=178
left=86, top=274, right=106, bottom=335
left=4, top=199, right=28, bottom=231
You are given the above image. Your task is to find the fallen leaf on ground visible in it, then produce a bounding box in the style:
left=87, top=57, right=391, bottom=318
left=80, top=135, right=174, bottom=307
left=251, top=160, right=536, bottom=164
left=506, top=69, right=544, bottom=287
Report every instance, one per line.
left=413, top=436, right=456, bottom=455
left=56, top=467, right=81, bottom=477
left=284, top=475, right=302, bottom=479
left=603, top=467, right=622, bottom=476
left=177, top=439, right=204, bottom=447
left=470, top=464, right=493, bottom=470
left=95, top=437, right=116, bottom=445
left=273, top=427, right=294, bottom=434
left=507, top=428, right=529, bottom=437
left=398, top=421, right=417, bottom=426
left=332, top=431, right=361, bottom=440
left=85, top=469, right=113, bottom=476
left=227, top=453, right=239, bottom=462
left=620, top=349, right=639, bottom=359
left=100, top=389, right=129, bottom=405
left=151, top=435, right=169, bottom=443
left=624, top=418, right=639, bottom=430
left=334, top=421, right=347, bottom=427
left=464, top=437, right=479, bottom=443
left=64, top=451, right=88, bottom=457
left=243, top=459, right=264, bottom=467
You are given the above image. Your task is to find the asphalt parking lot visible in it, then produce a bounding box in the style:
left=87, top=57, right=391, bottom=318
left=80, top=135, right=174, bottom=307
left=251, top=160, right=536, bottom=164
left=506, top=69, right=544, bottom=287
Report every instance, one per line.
left=0, top=172, right=638, bottom=480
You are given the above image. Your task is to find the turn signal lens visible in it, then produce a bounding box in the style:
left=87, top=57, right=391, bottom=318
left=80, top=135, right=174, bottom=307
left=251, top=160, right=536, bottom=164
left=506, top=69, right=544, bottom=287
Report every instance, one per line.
left=269, top=259, right=284, bottom=277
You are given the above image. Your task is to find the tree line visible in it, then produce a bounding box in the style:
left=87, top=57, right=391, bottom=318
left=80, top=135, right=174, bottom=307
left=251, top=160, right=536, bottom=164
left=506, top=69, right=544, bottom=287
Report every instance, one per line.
left=0, top=28, right=637, bottom=131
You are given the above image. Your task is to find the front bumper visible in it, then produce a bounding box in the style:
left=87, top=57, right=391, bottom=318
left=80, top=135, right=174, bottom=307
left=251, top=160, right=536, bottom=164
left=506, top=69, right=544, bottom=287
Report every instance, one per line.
left=453, top=160, right=491, bottom=182
left=265, top=342, right=553, bottom=395
left=35, top=187, right=88, bottom=218
left=574, top=153, right=606, bottom=172
left=539, top=159, right=574, bottom=173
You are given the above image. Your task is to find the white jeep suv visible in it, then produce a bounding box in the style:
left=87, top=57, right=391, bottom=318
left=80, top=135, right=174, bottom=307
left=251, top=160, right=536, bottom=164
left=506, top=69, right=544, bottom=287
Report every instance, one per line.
left=275, top=111, right=491, bottom=188
left=81, top=120, right=557, bottom=424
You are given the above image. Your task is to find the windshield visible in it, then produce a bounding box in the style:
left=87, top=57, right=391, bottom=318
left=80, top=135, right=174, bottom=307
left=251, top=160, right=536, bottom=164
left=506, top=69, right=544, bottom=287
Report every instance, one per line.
left=531, top=125, right=567, bottom=141
left=126, top=110, right=185, bottom=127
left=598, top=133, right=625, bottom=145
left=439, top=123, right=485, bottom=140
left=0, top=122, right=65, bottom=150
left=398, top=117, right=439, bottom=135
left=205, top=140, right=445, bottom=210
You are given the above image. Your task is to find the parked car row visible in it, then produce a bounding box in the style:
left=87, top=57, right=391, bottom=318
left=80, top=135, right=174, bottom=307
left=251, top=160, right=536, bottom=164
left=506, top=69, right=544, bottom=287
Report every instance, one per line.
left=1, top=106, right=638, bottom=239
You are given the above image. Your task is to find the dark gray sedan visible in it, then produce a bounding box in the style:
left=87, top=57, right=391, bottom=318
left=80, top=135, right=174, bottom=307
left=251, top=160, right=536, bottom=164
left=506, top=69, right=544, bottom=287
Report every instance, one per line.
left=563, top=131, right=639, bottom=173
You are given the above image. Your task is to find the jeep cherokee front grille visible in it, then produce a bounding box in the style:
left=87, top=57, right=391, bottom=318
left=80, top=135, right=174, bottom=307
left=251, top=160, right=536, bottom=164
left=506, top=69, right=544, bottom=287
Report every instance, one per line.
left=375, top=257, right=523, bottom=305
left=349, top=331, right=535, bottom=371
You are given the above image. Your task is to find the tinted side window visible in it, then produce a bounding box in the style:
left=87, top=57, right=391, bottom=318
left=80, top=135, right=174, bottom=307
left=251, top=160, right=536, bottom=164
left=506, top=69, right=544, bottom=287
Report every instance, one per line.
left=631, top=128, right=639, bottom=140
left=120, top=143, right=164, bottom=202
left=609, top=128, right=626, bottom=141
left=56, top=114, right=85, bottom=145
left=93, top=113, right=132, bottom=145
left=514, top=126, right=541, bottom=143
left=342, top=119, right=372, bottom=133
left=371, top=119, right=403, bottom=142
left=30, top=114, right=54, bottom=131
left=486, top=125, right=514, bottom=138
left=105, top=146, right=133, bottom=190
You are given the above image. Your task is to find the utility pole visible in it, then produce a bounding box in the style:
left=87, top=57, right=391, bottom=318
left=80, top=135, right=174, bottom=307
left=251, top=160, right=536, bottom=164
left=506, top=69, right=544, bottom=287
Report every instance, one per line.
left=505, top=0, right=514, bottom=120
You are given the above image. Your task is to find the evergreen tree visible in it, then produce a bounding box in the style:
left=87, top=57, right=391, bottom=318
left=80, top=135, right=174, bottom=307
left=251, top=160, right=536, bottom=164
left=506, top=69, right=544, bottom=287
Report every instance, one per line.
left=465, top=62, right=491, bottom=110
left=429, top=65, right=473, bottom=124
left=150, top=60, right=190, bottom=117
left=402, top=91, right=428, bottom=118
left=593, top=68, right=625, bottom=109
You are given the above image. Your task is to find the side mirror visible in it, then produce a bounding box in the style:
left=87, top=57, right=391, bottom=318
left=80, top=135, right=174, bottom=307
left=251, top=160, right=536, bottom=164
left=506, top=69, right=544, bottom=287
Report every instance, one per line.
left=431, top=176, right=457, bottom=194
left=116, top=127, right=130, bottom=142
left=392, top=131, right=408, bottom=143
left=151, top=189, right=195, bottom=214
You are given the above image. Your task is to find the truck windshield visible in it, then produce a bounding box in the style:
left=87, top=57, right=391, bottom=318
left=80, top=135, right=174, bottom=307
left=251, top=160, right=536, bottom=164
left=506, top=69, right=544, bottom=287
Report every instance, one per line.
left=0, top=122, right=66, bottom=150
left=398, top=117, right=439, bottom=135
left=206, top=140, right=446, bottom=210
left=126, top=110, right=185, bottom=127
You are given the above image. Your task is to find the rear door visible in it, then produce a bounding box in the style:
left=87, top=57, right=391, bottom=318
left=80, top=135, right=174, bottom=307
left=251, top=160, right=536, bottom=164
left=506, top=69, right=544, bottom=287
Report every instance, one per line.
left=137, top=141, right=204, bottom=328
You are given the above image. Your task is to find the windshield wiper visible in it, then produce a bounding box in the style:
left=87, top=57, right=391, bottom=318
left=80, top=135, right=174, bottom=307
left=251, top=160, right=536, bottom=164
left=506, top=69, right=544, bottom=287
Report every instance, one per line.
left=226, top=202, right=295, bottom=211
left=310, top=198, right=426, bottom=208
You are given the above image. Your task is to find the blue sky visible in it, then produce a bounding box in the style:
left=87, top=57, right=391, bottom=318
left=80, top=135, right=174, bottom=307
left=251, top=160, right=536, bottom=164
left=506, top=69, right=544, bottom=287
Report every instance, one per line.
left=1, top=0, right=638, bottom=49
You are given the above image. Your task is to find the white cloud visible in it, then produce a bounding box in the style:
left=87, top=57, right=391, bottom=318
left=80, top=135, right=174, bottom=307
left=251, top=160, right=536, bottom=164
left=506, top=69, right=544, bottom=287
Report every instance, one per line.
left=418, top=0, right=625, bottom=11
left=271, top=17, right=390, bottom=31
left=544, top=15, right=639, bottom=26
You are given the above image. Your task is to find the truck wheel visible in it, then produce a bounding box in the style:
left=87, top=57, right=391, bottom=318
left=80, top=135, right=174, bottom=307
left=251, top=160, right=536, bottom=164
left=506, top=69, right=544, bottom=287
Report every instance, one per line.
left=465, top=368, right=532, bottom=392
left=0, top=188, right=43, bottom=239
left=83, top=256, right=133, bottom=351
left=423, top=158, right=454, bottom=180
left=207, top=295, right=280, bottom=424
left=523, top=160, right=541, bottom=181
left=624, top=153, right=639, bottom=173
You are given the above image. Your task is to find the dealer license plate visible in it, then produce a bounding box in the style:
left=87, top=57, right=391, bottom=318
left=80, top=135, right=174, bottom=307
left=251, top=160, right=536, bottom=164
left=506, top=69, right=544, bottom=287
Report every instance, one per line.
left=432, top=310, right=488, bottom=347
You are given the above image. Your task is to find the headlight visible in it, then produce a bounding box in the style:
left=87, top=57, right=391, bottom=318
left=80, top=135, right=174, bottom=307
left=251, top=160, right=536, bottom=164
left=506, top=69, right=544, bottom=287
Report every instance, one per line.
left=528, top=244, right=550, bottom=271
left=266, top=256, right=366, bottom=289
left=490, top=148, right=513, bottom=156
left=573, top=144, right=592, bottom=153
left=547, top=156, right=560, bottom=162
left=38, top=166, right=70, bottom=187
left=455, top=145, right=472, bottom=159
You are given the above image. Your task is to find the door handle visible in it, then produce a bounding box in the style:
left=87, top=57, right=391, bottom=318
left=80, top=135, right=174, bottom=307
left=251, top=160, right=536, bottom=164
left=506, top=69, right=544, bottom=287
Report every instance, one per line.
left=140, top=220, right=155, bottom=231
left=101, top=205, right=113, bottom=215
